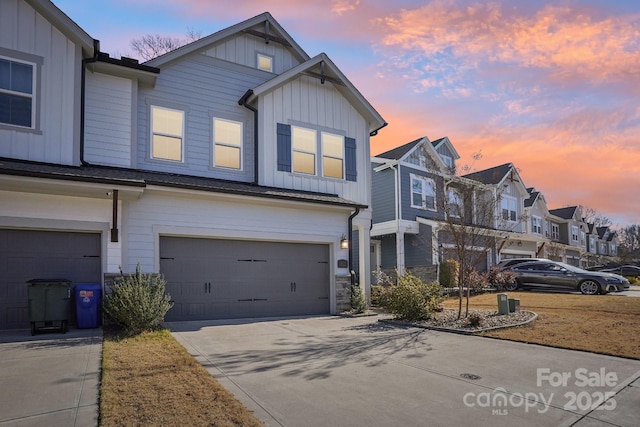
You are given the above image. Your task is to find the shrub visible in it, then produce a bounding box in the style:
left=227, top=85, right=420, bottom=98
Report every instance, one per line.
left=439, top=259, right=459, bottom=287
left=350, top=285, right=369, bottom=313
left=370, top=285, right=384, bottom=306
left=379, top=272, right=444, bottom=321
left=486, top=267, right=517, bottom=291
left=467, top=312, right=482, bottom=328
left=464, top=268, right=490, bottom=295
left=103, top=264, right=174, bottom=335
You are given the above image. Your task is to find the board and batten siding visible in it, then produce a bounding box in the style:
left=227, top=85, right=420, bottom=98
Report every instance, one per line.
left=371, top=164, right=396, bottom=223
left=203, top=31, right=302, bottom=75
left=258, top=76, right=371, bottom=206
left=84, top=72, right=134, bottom=167
left=136, top=54, right=269, bottom=181
left=0, top=0, right=80, bottom=165
left=122, top=191, right=350, bottom=274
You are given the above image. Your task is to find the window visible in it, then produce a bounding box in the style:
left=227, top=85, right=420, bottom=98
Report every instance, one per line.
left=571, top=225, right=579, bottom=242
left=322, top=132, right=344, bottom=179
left=447, top=188, right=462, bottom=217
left=257, top=53, right=273, bottom=72
left=501, top=196, right=517, bottom=222
left=213, top=118, right=242, bottom=169
left=292, top=126, right=316, bottom=175
left=551, top=224, right=560, bottom=240
left=0, top=56, right=35, bottom=128
left=440, top=154, right=453, bottom=168
left=410, top=174, right=435, bottom=210
left=589, top=238, right=596, bottom=252
left=532, top=216, right=542, bottom=234
left=151, top=106, right=184, bottom=161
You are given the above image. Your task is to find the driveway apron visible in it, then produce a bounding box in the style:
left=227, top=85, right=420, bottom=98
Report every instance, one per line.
left=170, top=315, right=640, bottom=427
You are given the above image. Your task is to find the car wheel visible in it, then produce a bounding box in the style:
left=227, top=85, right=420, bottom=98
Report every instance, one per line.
left=579, top=280, right=600, bottom=295
left=504, top=280, right=518, bottom=291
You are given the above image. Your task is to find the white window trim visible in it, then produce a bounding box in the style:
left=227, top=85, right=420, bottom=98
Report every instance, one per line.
left=410, top=173, right=436, bottom=211
left=0, top=50, right=41, bottom=132
left=551, top=224, right=560, bottom=240
left=447, top=188, right=463, bottom=218
left=501, top=196, right=517, bottom=222
left=571, top=225, right=579, bottom=242
left=257, top=53, right=273, bottom=72
left=290, top=123, right=348, bottom=180
left=150, top=105, right=185, bottom=163
left=321, top=131, right=345, bottom=179
left=532, top=216, right=542, bottom=234
left=212, top=117, right=243, bottom=170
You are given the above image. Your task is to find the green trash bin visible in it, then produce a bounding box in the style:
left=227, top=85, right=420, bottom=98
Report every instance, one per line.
left=27, top=279, right=71, bottom=335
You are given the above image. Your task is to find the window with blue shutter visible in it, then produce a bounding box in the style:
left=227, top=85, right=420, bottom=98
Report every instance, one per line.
left=277, top=123, right=291, bottom=172
left=345, top=137, right=357, bottom=181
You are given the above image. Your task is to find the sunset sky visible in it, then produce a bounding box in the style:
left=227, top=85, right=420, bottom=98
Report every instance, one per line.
left=53, top=0, right=640, bottom=227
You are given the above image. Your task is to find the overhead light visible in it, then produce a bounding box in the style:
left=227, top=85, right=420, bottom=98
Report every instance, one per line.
left=340, top=234, right=349, bottom=250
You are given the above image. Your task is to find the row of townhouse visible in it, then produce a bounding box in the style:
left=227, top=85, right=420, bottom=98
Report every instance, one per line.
left=0, top=0, right=386, bottom=330
left=368, top=137, right=618, bottom=283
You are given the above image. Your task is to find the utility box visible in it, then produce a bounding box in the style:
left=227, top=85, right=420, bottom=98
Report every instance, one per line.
left=27, top=279, right=71, bottom=335
left=508, top=298, right=520, bottom=313
left=75, top=284, right=102, bottom=329
left=497, top=293, right=510, bottom=315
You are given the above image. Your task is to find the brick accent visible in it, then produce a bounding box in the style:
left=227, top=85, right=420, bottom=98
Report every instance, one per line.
left=335, top=275, right=352, bottom=312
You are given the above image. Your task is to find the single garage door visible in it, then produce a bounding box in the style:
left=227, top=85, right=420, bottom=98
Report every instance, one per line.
left=0, top=229, right=101, bottom=330
left=160, top=237, right=330, bottom=321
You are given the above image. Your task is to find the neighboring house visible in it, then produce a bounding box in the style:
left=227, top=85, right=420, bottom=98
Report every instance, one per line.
left=0, top=0, right=386, bottom=329
left=547, top=206, right=586, bottom=266
left=370, top=136, right=459, bottom=281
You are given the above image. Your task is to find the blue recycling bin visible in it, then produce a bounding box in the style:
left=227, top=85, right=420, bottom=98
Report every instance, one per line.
left=75, top=284, right=102, bottom=328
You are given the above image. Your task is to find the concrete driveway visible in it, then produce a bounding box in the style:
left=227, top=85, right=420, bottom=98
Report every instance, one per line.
left=169, top=315, right=640, bottom=427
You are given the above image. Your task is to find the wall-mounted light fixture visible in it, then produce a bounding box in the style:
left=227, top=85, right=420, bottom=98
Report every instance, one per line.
left=340, top=234, right=349, bottom=250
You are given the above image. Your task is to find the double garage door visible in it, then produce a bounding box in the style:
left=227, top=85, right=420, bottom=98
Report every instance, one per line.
left=160, top=237, right=330, bottom=321
left=0, top=229, right=101, bottom=330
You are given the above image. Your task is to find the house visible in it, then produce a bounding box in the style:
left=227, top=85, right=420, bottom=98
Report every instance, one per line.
left=0, top=0, right=386, bottom=329
left=547, top=206, right=586, bottom=265
left=370, top=136, right=459, bottom=281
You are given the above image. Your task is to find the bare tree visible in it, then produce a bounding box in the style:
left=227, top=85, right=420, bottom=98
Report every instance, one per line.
left=130, top=28, right=202, bottom=61
left=618, top=224, right=640, bottom=263
left=582, top=206, right=612, bottom=228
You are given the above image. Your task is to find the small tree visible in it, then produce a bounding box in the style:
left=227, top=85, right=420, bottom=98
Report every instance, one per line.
left=350, top=285, right=368, bottom=313
left=379, top=272, right=444, bottom=321
left=103, top=264, right=173, bottom=335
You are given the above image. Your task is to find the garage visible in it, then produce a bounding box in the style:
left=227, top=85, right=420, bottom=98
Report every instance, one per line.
left=0, top=229, right=102, bottom=330
left=160, top=237, right=330, bottom=321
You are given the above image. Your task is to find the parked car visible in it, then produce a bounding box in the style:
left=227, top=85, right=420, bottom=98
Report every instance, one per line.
left=494, top=258, right=550, bottom=270
left=599, top=265, right=640, bottom=279
left=504, top=260, right=630, bottom=295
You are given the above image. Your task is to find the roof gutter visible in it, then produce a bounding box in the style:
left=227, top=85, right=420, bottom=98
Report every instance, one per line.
left=238, top=89, right=259, bottom=185
left=348, top=207, right=360, bottom=288
left=80, top=39, right=101, bottom=166
left=369, top=122, right=388, bottom=137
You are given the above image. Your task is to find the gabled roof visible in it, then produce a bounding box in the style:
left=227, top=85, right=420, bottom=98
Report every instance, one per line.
left=0, top=157, right=365, bottom=208
left=375, top=137, right=424, bottom=160
left=246, top=53, right=386, bottom=134
left=27, top=0, right=95, bottom=56
left=524, top=188, right=540, bottom=208
left=549, top=206, right=579, bottom=220
left=463, top=163, right=514, bottom=185
left=145, top=12, right=309, bottom=68
left=431, top=136, right=460, bottom=160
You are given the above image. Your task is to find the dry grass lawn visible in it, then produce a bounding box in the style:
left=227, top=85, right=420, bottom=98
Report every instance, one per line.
left=443, top=292, right=640, bottom=360
left=100, top=329, right=261, bottom=427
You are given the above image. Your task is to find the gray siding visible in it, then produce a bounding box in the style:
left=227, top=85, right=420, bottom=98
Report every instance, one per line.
left=404, top=223, right=433, bottom=267
left=371, top=164, right=396, bottom=223
left=380, top=235, right=396, bottom=269
left=136, top=54, right=266, bottom=181
left=399, top=165, right=443, bottom=221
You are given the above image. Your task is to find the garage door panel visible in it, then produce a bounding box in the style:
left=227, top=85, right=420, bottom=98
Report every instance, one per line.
left=160, top=237, right=330, bottom=321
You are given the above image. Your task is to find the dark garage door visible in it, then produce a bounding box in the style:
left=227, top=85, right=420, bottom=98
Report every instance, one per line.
left=160, top=237, right=330, bottom=321
left=0, top=229, right=101, bottom=330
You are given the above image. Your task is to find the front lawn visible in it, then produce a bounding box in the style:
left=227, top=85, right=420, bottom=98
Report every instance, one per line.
left=443, top=292, right=640, bottom=359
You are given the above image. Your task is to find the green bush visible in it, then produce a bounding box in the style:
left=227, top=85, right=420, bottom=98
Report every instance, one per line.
left=379, top=272, right=444, bottom=321
left=103, top=264, right=174, bottom=335
left=350, top=285, right=369, bottom=313
left=439, top=259, right=459, bottom=287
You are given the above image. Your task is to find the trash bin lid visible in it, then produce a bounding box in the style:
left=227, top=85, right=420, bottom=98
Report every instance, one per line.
left=27, top=278, right=71, bottom=284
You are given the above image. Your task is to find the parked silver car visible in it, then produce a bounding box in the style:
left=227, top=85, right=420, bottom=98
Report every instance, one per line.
left=504, top=260, right=630, bottom=295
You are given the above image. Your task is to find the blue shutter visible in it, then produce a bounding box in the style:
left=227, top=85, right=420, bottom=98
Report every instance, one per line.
left=345, top=137, right=357, bottom=181
left=277, top=123, right=292, bottom=172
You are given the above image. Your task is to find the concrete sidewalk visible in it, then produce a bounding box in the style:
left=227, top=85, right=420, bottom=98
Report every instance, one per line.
left=170, top=315, right=640, bottom=427
left=0, top=328, right=102, bottom=427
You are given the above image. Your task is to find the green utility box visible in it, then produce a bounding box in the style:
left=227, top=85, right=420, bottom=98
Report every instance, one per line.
left=27, top=279, right=71, bottom=335
left=497, top=293, right=510, bottom=315
left=508, top=298, right=520, bottom=313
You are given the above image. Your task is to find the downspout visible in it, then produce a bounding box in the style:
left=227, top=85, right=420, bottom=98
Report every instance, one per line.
left=369, top=122, right=388, bottom=137
left=80, top=39, right=101, bottom=166
left=348, top=207, right=360, bottom=288
left=238, top=89, right=259, bottom=185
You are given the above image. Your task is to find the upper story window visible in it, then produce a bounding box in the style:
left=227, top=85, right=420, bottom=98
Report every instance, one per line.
left=532, top=216, right=542, bottom=234
left=501, top=196, right=517, bottom=222
left=410, top=174, right=435, bottom=210
left=213, top=117, right=242, bottom=169
left=581, top=230, right=586, bottom=245
left=440, top=154, right=453, bottom=168
left=447, top=188, right=462, bottom=218
left=322, top=132, right=344, bottom=179
left=571, top=225, right=579, bottom=242
left=589, top=237, right=596, bottom=252
left=257, top=53, right=273, bottom=72
left=0, top=56, right=35, bottom=128
left=551, top=223, right=560, bottom=240
left=151, top=105, right=184, bottom=162
left=277, top=123, right=357, bottom=181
